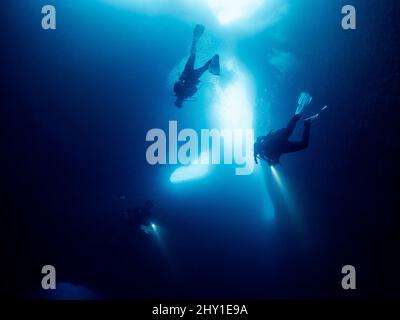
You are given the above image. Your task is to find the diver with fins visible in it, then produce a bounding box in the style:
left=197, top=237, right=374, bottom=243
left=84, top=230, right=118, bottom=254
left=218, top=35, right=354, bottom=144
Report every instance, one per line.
left=173, top=24, right=220, bottom=108
left=254, top=93, right=328, bottom=166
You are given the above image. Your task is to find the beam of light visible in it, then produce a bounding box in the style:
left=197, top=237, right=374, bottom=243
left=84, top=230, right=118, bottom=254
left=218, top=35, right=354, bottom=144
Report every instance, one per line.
left=205, top=0, right=265, bottom=25
left=211, top=57, right=255, bottom=175
left=169, top=152, right=210, bottom=184
left=150, top=222, right=161, bottom=240
left=269, top=166, right=308, bottom=243
left=270, top=165, right=296, bottom=215
left=270, top=166, right=284, bottom=190
left=211, top=58, right=275, bottom=221
left=212, top=58, right=253, bottom=130
left=270, top=166, right=289, bottom=202
left=149, top=222, right=173, bottom=268
left=256, top=165, right=275, bottom=221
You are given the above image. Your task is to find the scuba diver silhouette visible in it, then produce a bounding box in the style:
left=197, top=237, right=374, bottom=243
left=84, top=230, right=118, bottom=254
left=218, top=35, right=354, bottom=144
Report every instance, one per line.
left=173, top=24, right=220, bottom=108
left=254, top=114, right=311, bottom=166
left=123, top=200, right=155, bottom=234
left=254, top=93, right=327, bottom=166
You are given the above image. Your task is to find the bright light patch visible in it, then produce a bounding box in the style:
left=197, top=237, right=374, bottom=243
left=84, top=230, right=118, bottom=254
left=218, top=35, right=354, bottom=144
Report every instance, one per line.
left=213, top=58, right=253, bottom=130
left=170, top=152, right=210, bottom=184
left=270, top=166, right=284, bottom=190
left=148, top=223, right=170, bottom=264
left=270, top=166, right=296, bottom=215
left=102, top=0, right=288, bottom=31
left=205, top=0, right=265, bottom=25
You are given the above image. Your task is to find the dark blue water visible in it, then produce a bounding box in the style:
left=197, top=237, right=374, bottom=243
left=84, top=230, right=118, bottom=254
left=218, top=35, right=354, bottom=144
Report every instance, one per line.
left=2, top=0, right=400, bottom=299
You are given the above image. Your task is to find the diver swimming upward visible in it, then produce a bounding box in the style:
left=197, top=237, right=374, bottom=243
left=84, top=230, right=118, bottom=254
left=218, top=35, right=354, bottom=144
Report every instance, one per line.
left=254, top=93, right=327, bottom=166
left=173, top=24, right=220, bottom=108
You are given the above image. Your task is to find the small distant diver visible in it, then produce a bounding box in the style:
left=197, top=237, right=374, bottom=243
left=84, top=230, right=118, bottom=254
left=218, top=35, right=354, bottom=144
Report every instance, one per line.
left=254, top=93, right=328, bottom=166
left=173, top=24, right=220, bottom=108
left=123, top=200, right=156, bottom=235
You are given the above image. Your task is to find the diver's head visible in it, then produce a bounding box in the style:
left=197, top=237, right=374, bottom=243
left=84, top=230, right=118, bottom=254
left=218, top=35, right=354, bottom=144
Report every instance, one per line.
left=144, top=200, right=153, bottom=211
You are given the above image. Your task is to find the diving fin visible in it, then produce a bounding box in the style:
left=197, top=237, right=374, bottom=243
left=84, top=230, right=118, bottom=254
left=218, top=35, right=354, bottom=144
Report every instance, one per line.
left=193, top=24, right=205, bottom=41
left=320, top=105, right=328, bottom=112
left=209, top=54, right=220, bottom=76
left=304, top=105, right=328, bottom=123
left=296, top=92, right=313, bottom=115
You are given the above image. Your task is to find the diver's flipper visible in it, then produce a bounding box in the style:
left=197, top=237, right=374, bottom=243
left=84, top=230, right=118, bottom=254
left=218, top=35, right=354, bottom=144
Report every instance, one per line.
left=209, top=54, right=220, bottom=75
left=193, top=24, right=205, bottom=41
left=320, top=105, right=328, bottom=112
left=296, top=92, right=313, bottom=115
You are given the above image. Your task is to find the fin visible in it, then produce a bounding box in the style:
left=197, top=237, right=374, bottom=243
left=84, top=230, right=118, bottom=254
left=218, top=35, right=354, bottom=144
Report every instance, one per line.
left=208, top=54, right=220, bottom=75
left=296, top=92, right=313, bottom=115
left=193, top=24, right=205, bottom=41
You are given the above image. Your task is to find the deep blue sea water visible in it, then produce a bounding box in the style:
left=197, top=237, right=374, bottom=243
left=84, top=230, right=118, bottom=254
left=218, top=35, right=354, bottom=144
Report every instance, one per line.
left=2, top=0, right=400, bottom=299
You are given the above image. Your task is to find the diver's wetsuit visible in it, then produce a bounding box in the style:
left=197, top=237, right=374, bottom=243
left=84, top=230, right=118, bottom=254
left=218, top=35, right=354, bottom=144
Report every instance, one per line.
left=174, top=25, right=219, bottom=107
left=178, top=37, right=213, bottom=98
left=257, top=115, right=311, bottom=164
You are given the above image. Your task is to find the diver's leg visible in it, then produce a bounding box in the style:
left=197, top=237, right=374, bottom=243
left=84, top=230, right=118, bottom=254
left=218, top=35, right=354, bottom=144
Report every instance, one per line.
left=300, top=122, right=311, bottom=148
left=181, top=53, right=196, bottom=79
left=281, top=114, right=302, bottom=140
left=190, top=31, right=199, bottom=55
left=282, top=122, right=311, bottom=153
left=181, top=41, right=197, bottom=79
left=181, top=27, right=202, bottom=79
left=194, top=58, right=212, bottom=79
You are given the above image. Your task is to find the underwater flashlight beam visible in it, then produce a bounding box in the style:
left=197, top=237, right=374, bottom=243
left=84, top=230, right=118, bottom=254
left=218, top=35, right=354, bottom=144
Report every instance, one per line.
left=270, top=166, right=284, bottom=189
